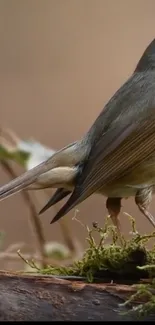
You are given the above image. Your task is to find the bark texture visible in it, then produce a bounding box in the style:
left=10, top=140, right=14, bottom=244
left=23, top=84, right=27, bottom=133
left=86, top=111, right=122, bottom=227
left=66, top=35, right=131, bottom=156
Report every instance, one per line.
left=0, top=271, right=154, bottom=321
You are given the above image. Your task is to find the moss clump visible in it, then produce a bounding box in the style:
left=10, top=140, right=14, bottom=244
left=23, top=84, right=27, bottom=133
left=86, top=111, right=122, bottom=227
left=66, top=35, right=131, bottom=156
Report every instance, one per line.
left=39, top=217, right=155, bottom=282
left=22, top=215, right=155, bottom=316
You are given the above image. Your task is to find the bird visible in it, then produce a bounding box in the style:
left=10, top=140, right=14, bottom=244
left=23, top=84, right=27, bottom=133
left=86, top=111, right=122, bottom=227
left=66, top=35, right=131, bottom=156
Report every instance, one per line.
left=1, top=38, right=155, bottom=235
left=40, top=37, right=155, bottom=231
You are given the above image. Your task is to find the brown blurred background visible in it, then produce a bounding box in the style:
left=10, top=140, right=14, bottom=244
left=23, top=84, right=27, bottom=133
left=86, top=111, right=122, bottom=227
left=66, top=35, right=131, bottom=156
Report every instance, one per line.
left=1, top=0, right=155, bottom=269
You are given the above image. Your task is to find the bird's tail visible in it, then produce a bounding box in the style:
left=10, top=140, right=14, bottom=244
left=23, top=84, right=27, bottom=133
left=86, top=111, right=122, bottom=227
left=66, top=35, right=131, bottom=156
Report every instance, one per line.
left=0, top=140, right=86, bottom=201
left=39, top=188, right=71, bottom=215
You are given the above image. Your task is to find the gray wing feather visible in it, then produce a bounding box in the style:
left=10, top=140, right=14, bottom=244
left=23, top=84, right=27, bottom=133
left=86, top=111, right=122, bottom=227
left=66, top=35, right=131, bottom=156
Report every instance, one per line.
left=51, top=72, right=155, bottom=222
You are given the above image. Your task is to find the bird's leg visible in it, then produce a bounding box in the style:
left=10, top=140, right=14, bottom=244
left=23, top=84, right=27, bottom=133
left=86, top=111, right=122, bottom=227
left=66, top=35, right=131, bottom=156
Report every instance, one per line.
left=135, top=186, right=155, bottom=227
left=106, top=197, right=122, bottom=236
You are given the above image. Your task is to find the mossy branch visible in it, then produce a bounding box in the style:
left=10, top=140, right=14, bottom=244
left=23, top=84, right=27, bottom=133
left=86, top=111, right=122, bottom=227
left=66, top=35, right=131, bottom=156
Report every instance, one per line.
left=18, top=215, right=155, bottom=317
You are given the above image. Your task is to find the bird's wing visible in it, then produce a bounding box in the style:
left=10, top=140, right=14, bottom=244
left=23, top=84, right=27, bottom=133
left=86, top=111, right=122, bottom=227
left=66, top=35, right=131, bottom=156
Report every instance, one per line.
left=51, top=72, right=155, bottom=223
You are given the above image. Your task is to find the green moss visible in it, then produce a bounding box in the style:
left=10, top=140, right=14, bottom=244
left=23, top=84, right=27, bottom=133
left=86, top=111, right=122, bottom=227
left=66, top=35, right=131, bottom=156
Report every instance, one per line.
left=22, top=215, right=155, bottom=316
left=39, top=217, right=155, bottom=281
left=0, top=145, right=29, bottom=167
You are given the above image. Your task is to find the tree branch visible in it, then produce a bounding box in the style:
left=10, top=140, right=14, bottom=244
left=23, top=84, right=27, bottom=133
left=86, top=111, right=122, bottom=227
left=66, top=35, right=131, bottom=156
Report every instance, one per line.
left=0, top=271, right=154, bottom=321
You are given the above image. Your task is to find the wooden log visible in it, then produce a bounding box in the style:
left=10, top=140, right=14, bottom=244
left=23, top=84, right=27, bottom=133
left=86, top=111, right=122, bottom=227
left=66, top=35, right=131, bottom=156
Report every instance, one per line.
left=0, top=271, right=154, bottom=321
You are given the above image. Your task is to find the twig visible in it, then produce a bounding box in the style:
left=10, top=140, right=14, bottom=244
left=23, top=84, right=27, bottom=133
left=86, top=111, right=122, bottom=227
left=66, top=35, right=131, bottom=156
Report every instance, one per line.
left=4, top=242, right=26, bottom=253
left=0, top=250, right=72, bottom=266
left=0, top=160, right=47, bottom=268
left=0, top=127, right=20, bottom=147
